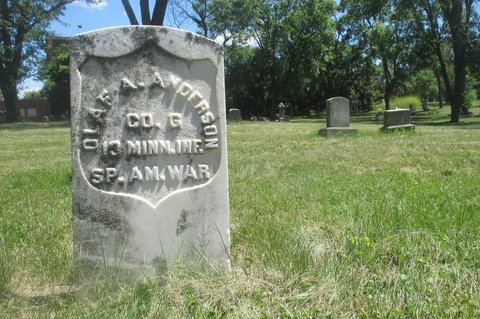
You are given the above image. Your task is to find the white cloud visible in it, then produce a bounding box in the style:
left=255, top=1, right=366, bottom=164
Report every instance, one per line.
left=215, top=32, right=258, bottom=47
left=19, top=79, right=43, bottom=98
left=73, top=0, right=108, bottom=10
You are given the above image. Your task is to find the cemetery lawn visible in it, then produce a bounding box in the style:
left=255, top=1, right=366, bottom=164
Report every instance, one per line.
left=1, top=106, right=480, bottom=318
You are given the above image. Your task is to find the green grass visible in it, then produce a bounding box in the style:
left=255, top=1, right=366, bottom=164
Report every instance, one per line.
left=1, top=105, right=480, bottom=318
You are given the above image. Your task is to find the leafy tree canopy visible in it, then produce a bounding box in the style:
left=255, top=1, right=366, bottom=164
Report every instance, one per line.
left=39, top=44, right=69, bottom=116
left=0, top=0, right=97, bottom=122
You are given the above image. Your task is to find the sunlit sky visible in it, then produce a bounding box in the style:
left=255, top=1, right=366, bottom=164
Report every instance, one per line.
left=49, top=0, right=189, bottom=36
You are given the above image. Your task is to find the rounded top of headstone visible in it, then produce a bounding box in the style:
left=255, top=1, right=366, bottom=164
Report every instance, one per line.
left=70, top=26, right=223, bottom=67
left=326, top=96, right=349, bottom=103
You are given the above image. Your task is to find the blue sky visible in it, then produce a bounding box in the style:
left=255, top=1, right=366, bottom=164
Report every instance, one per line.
left=50, top=1, right=129, bottom=37
left=21, top=0, right=193, bottom=95
left=49, top=0, right=185, bottom=36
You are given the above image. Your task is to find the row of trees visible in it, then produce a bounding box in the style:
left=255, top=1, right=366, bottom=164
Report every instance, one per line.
left=1, top=0, right=479, bottom=123
left=173, top=0, right=479, bottom=122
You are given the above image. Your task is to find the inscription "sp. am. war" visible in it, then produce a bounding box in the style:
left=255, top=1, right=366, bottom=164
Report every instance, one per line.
left=91, top=164, right=211, bottom=185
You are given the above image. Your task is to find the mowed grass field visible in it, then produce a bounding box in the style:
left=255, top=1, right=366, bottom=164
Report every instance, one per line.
left=1, top=106, right=480, bottom=318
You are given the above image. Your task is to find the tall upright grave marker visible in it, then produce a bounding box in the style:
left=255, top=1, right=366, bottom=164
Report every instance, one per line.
left=70, top=26, right=230, bottom=280
left=320, top=97, right=357, bottom=137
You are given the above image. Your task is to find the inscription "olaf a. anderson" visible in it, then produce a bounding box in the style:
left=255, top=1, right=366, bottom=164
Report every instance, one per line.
left=79, top=71, right=220, bottom=188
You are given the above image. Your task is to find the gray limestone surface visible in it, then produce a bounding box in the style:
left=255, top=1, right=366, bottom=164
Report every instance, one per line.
left=70, top=26, right=230, bottom=280
left=326, top=97, right=350, bottom=128
left=383, top=109, right=414, bottom=130
left=228, top=108, right=241, bottom=123
left=321, top=96, right=357, bottom=137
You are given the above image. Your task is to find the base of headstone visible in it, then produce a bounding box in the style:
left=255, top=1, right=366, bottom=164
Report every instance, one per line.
left=381, top=124, right=415, bottom=132
left=320, top=127, right=358, bottom=137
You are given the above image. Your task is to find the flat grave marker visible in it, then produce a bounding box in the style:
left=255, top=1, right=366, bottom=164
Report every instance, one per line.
left=382, top=109, right=415, bottom=132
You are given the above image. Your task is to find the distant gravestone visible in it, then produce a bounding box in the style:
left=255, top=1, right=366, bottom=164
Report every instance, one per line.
left=228, top=108, right=241, bottom=123
left=70, top=26, right=230, bottom=280
left=320, top=97, right=357, bottom=137
left=382, top=109, right=415, bottom=132
left=278, top=102, right=286, bottom=121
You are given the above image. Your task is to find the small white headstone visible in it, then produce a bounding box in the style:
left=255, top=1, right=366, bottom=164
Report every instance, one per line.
left=70, top=26, right=230, bottom=280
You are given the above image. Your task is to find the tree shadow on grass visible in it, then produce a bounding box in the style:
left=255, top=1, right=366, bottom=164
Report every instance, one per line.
left=1, top=285, right=78, bottom=316
left=419, top=121, right=480, bottom=129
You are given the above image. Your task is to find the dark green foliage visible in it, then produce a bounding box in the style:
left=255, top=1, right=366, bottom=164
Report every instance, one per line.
left=0, top=0, right=96, bottom=122
left=40, top=44, right=70, bottom=117
left=225, top=46, right=265, bottom=117
left=219, top=0, right=479, bottom=118
left=22, top=90, right=44, bottom=99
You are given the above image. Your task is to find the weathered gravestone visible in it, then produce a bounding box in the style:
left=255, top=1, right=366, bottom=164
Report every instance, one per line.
left=278, top=102, right=286, bottom=121
left=70, top=26, right=230, bottom=280
left=320, top=97, right=357, bottom=137
left=228, top=108, right=241, bottom=123
left=276, top=102, right=290, bottom=122
left=382, top=109, right=415, bottom=132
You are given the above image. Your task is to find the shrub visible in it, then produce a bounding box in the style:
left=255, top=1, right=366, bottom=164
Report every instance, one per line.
left=391, top=96, right=421, bottom=110
left=466, top=88, right=477, bottom=108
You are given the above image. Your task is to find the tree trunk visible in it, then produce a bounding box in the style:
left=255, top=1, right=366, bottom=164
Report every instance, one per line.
left=384, top=90, right=391, bottom=110
left=121, top=0, right=139, bottom=25
left=269, top=56, right=278, bottom=119
left=452, top=42, right=468, bottom=118
left=140, top=0, right=151, bottom=24
left=434, top=43, right=453, bottom=104
left=382, top=58, right=392, bottom=110
left=2, top=85, right=19, bottom=122
left=151, top=0, right=168, bottom=25
left=443, top=0, right=467, bottom=123
left=423, top=2, right=452, bottom=111
left=434, top=68, right=443, bottom=108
